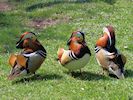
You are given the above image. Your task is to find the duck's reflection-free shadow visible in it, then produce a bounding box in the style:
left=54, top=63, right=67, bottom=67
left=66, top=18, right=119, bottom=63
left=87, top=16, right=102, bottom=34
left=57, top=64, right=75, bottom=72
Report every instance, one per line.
left=12, top=74, right=63, bottom=84
left=125, top=69, right=133, bottom=78
left=67, top=71, right=109, bottom=81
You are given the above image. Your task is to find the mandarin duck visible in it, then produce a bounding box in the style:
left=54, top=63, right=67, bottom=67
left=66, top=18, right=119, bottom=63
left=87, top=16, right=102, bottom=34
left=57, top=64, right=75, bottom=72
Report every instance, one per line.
left=95, top=26, right=126, bottom=79
left=57, top=31, right=91, bottom=72
left=8, top=32, right=47, bottom=80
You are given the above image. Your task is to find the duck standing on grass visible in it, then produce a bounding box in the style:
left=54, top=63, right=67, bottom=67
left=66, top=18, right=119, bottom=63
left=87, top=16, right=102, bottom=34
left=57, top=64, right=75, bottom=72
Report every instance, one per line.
left=57, top=31, right=91, bottom=73
left=8, top=32, right=47, bottom=80
left=95, top=25, right=126, bottom=79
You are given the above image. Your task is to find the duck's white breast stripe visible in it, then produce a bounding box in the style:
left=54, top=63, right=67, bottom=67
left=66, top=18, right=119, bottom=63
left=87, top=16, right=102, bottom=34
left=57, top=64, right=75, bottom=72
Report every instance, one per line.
left=23, top=50, right=46, bottom=58
left=69, top=51, right=78, bottom=60
left=36, top=50, right=46, bottom=58
left=95, top=46, right=101, bottom=53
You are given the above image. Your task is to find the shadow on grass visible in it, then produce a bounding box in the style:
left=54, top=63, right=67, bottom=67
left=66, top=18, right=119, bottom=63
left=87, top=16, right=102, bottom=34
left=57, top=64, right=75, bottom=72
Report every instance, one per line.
left=8, top=0, right=26, bottom=2
left=26, top=0, right=116, bottom=11
left=12, top=74, right=63, bottom=84
left=66, top=71, right=109, bottom=81
left=125, top=69, right=133, bottom=78
left=71, top=69, right=133, bottom=80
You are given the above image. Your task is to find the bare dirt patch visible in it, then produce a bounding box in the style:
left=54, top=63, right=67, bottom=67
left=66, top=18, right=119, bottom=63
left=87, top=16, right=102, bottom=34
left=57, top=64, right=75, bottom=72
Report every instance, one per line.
left=0, top=2, right=13, bottom=12
left=29, top=16, right=71, bottom=29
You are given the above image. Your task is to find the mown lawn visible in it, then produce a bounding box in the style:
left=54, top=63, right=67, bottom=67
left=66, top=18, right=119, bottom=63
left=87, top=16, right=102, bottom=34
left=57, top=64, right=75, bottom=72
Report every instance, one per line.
left=0, top=0, right=133, bottom=99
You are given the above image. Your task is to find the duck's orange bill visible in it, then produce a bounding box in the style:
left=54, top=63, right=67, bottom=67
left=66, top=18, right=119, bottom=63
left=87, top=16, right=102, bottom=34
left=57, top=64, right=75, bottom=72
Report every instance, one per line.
left=9, top=54, right=17, bottom=67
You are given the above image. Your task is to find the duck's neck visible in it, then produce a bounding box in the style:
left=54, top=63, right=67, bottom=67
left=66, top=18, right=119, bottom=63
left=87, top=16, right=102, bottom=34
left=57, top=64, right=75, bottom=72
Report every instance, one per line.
left=23, top=40, right=45, bottom=52
left=69, top=41, right=82, bottom=53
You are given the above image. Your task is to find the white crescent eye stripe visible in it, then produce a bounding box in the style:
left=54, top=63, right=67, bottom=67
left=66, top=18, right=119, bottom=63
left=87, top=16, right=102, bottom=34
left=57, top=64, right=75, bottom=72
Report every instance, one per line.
left=103, top=27, right=112, bottom=46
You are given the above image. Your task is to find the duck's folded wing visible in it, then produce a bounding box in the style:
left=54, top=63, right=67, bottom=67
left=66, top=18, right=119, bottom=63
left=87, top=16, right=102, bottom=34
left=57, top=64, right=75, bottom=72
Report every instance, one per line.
left=60, top=50, right=72, bottom=65
left=16, top=55, right=27, bottom=68
left=9, top=54, right=17, bottom=67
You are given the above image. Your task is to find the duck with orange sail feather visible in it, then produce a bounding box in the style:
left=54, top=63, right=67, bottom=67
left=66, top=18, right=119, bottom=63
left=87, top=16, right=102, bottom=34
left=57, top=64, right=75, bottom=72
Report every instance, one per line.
left=8, top=32, right=47, bottom=80
left=95, top=26, right=126, bottom=79
left=57, top=31, right=91, bottom=73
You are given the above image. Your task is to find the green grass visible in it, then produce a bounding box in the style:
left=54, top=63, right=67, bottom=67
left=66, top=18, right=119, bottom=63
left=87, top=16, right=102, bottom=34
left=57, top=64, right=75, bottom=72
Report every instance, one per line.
left=0, top=0, right=133, bottom=99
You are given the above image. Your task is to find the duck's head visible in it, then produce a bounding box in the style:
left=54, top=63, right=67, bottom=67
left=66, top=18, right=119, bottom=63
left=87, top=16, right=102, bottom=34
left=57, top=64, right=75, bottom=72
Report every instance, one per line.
left=16, top=32, right=37, bottom=49
left=67, top=31, right=85, bottom=45
left=103, top=25, right=115, bottom=38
